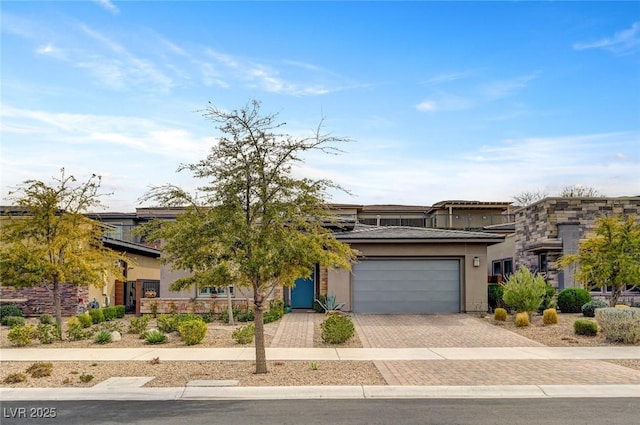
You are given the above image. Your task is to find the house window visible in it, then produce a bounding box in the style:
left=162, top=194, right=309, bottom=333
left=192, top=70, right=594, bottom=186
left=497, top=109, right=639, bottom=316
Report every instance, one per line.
left=492, top=258, right=514, bottom=281
left=539, top=253, right=548, bottom=274
left=198, top=286, right=234, bottom=297
left=492, top=261, right=502, bottom=276
left=105, top=223, right=123, bottom=240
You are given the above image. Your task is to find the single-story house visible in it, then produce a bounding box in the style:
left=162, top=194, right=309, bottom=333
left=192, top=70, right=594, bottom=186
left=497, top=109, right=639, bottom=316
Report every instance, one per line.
left=148, top=223, right=504, bottom=315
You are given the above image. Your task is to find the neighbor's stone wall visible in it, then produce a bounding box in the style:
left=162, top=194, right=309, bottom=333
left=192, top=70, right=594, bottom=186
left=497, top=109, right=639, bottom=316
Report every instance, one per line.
left=0, top=284, right=89, bottom=317
left=515, top=197, right=640, bottom=288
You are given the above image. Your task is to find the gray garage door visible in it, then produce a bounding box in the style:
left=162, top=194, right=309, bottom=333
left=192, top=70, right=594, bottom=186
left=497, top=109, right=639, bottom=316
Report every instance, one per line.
left=352, top=259, right=460, bottom=313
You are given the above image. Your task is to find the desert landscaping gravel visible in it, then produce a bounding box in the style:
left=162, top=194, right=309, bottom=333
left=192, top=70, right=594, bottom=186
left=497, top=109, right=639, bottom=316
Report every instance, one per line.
left=1, top=312, right=638, bottom=388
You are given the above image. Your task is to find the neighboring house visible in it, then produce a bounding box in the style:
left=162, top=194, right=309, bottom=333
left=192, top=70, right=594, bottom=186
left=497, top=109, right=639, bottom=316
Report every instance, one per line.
left=487, top=196, right=640, bottom=305
left=426, top=200, right=514, bottom=230
left=0, top=208, right=161, bottom=316
left=329, top=201, right=514, bottom=231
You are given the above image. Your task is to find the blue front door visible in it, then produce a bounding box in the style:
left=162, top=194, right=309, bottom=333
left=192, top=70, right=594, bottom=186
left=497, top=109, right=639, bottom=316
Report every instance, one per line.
left=291, top=275, right=315, bottom=309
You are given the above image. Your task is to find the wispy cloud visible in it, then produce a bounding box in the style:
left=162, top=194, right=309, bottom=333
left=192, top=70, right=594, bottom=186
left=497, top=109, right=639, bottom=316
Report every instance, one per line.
left=203, top=48, right=351, bottom=96
left=0, top=104, right=210, bottom=160
left=309, top=132, right=640, bottom=205
left=416, top=72, right=538, bottom=114
left=479, top=72, right=540, bottom=101
left=574, top=22, right=640, bottom=54
left=94, top=0, right=119, bottom=15
left=415, top=92, right=474, bottom=112
left=423, top=70, right=476, bottom=85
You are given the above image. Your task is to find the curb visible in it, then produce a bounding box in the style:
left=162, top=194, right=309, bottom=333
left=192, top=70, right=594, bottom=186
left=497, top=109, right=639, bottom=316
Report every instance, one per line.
left=2, top=385, right=640, bottom=401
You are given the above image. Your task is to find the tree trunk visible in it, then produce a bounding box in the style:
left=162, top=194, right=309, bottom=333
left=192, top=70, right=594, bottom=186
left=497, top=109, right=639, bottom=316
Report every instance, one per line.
left=52, top=275, right=63, bottom=340
left=253, top=295, right=268, bottom=374
left=227, top=290, right=234, bottom=326
left=610, top=286, right=622, bottom=307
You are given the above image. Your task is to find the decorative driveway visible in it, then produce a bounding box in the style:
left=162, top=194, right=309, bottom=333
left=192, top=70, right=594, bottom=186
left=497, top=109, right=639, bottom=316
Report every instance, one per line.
left=353, top=314, right=544, bottom=348
left=352, top=314, right=640, bottom=385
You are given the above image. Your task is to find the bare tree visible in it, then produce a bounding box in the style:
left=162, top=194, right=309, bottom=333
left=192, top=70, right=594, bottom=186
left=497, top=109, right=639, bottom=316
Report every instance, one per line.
left=511, top=190, right=548, bottom=207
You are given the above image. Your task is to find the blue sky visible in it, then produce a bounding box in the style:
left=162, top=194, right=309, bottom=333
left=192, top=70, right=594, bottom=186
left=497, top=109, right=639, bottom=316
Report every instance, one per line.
left=1, top=1, right=639, bottom=211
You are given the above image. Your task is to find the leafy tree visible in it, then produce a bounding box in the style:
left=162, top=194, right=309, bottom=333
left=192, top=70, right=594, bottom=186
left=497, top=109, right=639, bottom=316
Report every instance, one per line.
left=0, top=169, right=123, bottom=335
left=140, top=100, right=357, bottom=374
left=501, top=266, right=547, bottom=313
left=559, top=216, right=640, bottom=306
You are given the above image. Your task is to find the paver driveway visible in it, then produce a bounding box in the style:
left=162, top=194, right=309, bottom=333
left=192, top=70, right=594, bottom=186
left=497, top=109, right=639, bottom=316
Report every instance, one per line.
left=352, top=314, right=640, bottom=386
left=354, top=314, right=544, bottom=348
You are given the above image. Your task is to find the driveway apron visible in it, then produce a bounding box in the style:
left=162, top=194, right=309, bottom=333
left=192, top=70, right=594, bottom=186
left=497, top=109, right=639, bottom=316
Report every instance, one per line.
left=352, top=314, right=640, bottom=386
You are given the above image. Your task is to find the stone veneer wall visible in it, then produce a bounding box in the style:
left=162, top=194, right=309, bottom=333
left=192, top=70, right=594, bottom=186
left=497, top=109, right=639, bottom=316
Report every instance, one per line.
left=139, top=297, right=278, bottom=315
left=0, top=284, right=89, bottom=317
left=515, top=197, right=640, bottom=288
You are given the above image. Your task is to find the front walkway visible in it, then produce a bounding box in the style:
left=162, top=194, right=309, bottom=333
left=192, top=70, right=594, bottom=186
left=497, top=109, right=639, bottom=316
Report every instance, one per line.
left=270, top=311, right=321, bottom=348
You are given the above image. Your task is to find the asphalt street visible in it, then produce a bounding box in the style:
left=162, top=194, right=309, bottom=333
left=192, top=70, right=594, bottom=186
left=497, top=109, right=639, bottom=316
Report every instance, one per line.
left=1, top=399, right=638, bottom=425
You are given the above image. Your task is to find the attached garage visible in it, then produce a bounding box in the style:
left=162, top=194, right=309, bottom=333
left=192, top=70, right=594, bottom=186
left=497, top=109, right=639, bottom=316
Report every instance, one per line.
left=331, top=224, right=505, bottom=313
left=352, top=259, right=460, bottom=313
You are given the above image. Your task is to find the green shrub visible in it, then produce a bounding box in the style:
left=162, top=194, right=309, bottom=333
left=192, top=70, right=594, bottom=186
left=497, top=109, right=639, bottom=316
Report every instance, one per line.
left=557, top=288, right=592, bottom=313
left=514, top=312, right=530, bottom=327
left=38, top=313, right=56, bottom=325
left=157, top=314, right=178, bottom=333
left=37, top=323, right=60, bottom=344
left=582, top=299, right=609, bottom=317
left=220, top=306, right=243, bottom=324
left=99, top=321, right=124, bottom=333
left=200, top=311, right=215, bottom=323
left=94, top=329, right=112, bottom=344
left=320, top=314, right=355, bottom=344
left=263, top=309, right=282, bottom=324
left=79, top=373, right=94, bottom=383
left=89, top=308, right=105, bottom=324
left=66, top=318, right=90, bottom=341
left=542, top=308, right=558, bottom=325
left=8, top=324, right=35, bottom=347
left=0, top=305, right=23, bottom=325
left=574, top=319, right=598, bottom=336
left=269, top=299, right=285, bottom=315
left=494, top=308, right=507, bottom=321
left=3, top=373, right=27, bottom=384
left=114, top=305, right=126, bottom=318
left=232, top=323, right=255, bottom=344
left=236, top=309, right=255, bottom=322
left=538, top=284, right=557, bottom=313
left=595, top=307, right=640, bottom=344
left=143, top=329, right=168, bottom=344
left=128, top=315, right=151, bottom=334
left=77, top=313, right=93, bottom=328
left=5, top=316, right=25, bottom=328
left=26, top=362, right=53, bottom=378
left=102, top=307, right=117, bottom=321
left=313, top=294, right=327, bottom=313
left=177, top=319, right=207, bottom=345
left=502, top=267, right=547, bottom=313
left=488, top=284, right=505, bottom=310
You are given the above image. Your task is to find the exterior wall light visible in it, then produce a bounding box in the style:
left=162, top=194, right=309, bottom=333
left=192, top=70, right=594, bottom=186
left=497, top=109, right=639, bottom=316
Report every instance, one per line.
left=473, top=257, right=480, bottom=267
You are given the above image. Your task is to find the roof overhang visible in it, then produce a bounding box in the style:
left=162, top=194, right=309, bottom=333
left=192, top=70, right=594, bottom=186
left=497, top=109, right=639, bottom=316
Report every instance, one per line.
left=102, top=237, right=161, bottom=258
left=526, top=239, right=563, bottom=253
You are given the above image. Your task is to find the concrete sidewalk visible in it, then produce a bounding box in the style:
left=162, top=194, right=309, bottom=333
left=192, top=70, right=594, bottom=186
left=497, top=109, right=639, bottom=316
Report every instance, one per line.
left=2, top=383, right=640, bottom=401
left=1, top=346, right=639, bottom=362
